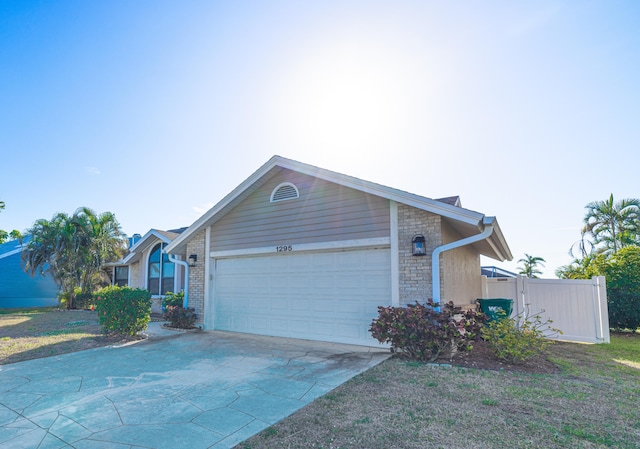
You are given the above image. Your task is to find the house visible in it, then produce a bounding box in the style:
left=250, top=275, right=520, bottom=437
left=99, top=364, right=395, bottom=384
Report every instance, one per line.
left=106, top=228, right=188, bottom=314
left=481, top=266, right=518, bottom=278
left=156, top=155, right=512, bottom=346
left=0, top=237, right=59, bottom=308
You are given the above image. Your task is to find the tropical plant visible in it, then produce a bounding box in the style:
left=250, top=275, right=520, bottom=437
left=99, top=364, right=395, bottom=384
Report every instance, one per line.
left=582, top=194, right=640, bottom=255
left=0, top=200, right=21, bottom=244
left=162, top=291, right=184, bottom=309
left=517, top=254, right=546, bottom=278
left=555, top=254, right=603, bottom=279
left=482, top=310, right=561, bottom=364
left=599, top=246, right=640, bottom=331
left=370, top=300, right=486, bottom=362
left=22, top=208, right=126, bottom=308
left=77, top=207, right=127, bottom=294
left=164, top=306, right=197, bottom=329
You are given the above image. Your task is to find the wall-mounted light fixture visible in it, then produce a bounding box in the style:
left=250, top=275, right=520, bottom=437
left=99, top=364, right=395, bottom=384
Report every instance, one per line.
left=412, top=235, right=426, bottom=256
left=188, top=254, right=198, bottom=267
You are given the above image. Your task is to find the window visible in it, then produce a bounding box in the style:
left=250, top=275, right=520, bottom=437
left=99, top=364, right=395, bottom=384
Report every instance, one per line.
left=114, top=266, right=129, bottom=287
left=147, top=243, right=174, bottom=295
left=270, top=182, right=299, bottom=202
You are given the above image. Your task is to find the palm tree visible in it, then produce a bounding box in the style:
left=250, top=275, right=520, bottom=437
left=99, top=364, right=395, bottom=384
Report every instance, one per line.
left=22, top=208, right=126, bottom=308
left=76, top=207, right=126, bottom=294
left=582, top=194, right=640, bottom=255
left=518, top=254, right=546, bottom=278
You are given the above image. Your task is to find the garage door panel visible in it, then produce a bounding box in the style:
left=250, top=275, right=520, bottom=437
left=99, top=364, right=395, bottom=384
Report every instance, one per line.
left=213, top=248, right=391, bottom=346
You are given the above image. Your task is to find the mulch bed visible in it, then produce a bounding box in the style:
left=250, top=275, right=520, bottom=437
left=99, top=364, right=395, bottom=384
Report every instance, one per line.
left=438, top=339, right=560, bottom=374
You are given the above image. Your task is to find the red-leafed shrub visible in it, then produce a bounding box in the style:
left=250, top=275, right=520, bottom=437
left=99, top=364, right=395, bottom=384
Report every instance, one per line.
left=370, top=300, right=486, bottom=362
left=164, top=306, right=197, bottom=329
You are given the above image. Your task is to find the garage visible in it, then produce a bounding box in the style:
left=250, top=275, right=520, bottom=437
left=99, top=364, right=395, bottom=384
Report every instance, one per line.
left=212, top=247, right=391, bottom=346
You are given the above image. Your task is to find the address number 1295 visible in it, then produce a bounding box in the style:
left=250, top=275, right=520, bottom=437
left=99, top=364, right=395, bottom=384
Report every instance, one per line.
left=276, top=245, right=293, bottom=252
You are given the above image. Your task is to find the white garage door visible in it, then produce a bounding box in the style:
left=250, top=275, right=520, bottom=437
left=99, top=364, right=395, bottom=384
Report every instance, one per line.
left=212, top=248, right=391, bottom=346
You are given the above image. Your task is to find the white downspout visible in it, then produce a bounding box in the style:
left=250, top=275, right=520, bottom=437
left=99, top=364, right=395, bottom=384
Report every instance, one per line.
left=432, top=217, right=495, bottom=304
left=167, top=254, right=189, bottom=308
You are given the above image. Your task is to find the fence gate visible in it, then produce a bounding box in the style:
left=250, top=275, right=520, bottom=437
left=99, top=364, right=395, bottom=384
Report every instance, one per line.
left=481, top=276, right=610, bottom=344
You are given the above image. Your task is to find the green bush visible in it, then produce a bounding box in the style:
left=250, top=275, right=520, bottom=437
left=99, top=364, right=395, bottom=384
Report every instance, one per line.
left=94, top=286, right=152, bottom=336
left=74, top=291, right=95, bottom=310
left=57, top=287, right=94, bottom=309
left=164, top=306, right=197, bottom=329
left=482, top=310, right=561, bottom=364
left=600, top=247, right=640, bottom=331
left=162, top=291, right=184, bottom=309
left=370, top=300, right=486, bottom=362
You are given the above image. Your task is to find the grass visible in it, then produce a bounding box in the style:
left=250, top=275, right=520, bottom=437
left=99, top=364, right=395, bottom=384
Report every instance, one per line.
left=0, top=308, right=123, bottom=364
left=2, top=309, right=639, bottom=448
left=239, top=335, right=640, bottom=449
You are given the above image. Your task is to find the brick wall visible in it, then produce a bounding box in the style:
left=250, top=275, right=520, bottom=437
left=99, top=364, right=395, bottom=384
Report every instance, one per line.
left=186, top=229, right=206, bottom=324
left=397, top=204, right=443, bottom=305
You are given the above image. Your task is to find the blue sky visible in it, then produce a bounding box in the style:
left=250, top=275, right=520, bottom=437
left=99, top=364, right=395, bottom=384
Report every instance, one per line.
left=1, top=0, right=638, bottom=277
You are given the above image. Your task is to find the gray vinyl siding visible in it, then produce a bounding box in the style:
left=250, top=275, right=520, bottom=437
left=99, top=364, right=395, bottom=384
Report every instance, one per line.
left=210, top=169, right=391, bottom=251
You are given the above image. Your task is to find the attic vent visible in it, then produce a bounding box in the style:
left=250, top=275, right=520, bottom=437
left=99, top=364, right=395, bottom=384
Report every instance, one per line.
left=270, top=182, right=299, bottom=203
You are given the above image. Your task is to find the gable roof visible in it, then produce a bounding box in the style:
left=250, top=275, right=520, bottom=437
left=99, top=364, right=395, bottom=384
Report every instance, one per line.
left=119, top=228, right=184, bottom=265
left=164, top=156, right=512, bottom=261
left=0, top=238, right=25, bottom=260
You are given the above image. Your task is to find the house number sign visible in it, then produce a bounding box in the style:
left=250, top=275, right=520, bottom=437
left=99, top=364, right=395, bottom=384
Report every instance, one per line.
left=276, top=245, right=293, bottom=252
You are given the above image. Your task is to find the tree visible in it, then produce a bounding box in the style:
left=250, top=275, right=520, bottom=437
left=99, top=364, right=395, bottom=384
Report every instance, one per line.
left=517, top=254, right=546, bottom=278
left=582, top=194, right=640, bottom=255
left=77, top=207, right=127, bottom=294
left=22, top=208, right=126, bottom=309
left=0, top=200, right=21, bottom=244
left=555, top=254, right=604, bottom=279
left=600, top=246, right=640, bottom=330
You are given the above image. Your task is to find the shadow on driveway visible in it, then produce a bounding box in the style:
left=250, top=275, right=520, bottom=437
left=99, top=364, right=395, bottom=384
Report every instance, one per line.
left=0, top=329, right=389, bottom=449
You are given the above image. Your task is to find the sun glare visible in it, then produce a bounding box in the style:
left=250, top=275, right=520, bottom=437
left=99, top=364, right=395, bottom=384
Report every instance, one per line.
left=268, top=35, right=430, bottom=163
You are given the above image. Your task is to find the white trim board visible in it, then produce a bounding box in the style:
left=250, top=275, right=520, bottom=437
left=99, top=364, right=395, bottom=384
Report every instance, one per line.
left=210, top=237, right=391, bottom=259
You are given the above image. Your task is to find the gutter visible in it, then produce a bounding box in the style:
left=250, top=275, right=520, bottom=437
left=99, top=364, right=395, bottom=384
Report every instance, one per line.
left=166, top=254, right=189, bottom=308
left=432, top=217, right=495, bottom=304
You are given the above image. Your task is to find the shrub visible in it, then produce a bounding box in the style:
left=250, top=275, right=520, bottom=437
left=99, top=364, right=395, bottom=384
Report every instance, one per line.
left=600, top=247, right=640, bottom=331
left=482, top=310, right=561, bottom=364
left=57, top=287, right=94, bottom=309
left=164, top=306, right=197, bottom=329
left=162, top=291, right=184, bottom=309
left=370, top=300, right=486, bottom=362
left=74, top=291, right=95, bottom=310
left=94, top=286, right=152, bottom=336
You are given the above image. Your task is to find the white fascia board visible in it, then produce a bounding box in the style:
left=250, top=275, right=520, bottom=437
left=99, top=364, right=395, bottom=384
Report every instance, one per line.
left=210, top=237, right=391, bottom=259
left=0, top=246, right=23, bottom=260
left=487, top=217, right=513, bottom=261
left=122, top=229, right=174, bottom=264
left=275, top=157, right=485, bottom=227
left=165, top=154, right=486, bottom=253
left=165, top=156, right=282, bottom=254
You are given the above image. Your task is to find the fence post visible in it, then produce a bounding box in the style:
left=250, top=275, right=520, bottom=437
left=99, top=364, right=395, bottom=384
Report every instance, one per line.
left=515, top=275, right=527, bottom=326
left=594, top=276, right=610, bottom=343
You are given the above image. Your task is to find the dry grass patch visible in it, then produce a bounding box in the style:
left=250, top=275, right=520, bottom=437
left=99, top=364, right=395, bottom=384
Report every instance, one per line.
left=0, top=308, right=129, bottom=364
left=239, top=337, right=640, bottom=449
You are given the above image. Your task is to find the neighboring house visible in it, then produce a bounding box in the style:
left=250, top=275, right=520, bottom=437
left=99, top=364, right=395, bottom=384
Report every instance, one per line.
left=0, top=237, right=59, bottom=308
left=106, top=228, right=187, bottom=313
left=481, top=266, right=518, bottom=278
left=161, top=155, right=513, bottom=346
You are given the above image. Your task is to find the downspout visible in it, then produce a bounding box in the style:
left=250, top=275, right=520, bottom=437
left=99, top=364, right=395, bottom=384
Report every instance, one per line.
left=432, top=217, right=495, bottom=304
left=167, top=254, right=189, bottom=308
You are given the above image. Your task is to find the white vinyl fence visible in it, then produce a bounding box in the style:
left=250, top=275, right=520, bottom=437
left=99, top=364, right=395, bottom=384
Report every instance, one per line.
left=481, top=276, right=610, bottom=344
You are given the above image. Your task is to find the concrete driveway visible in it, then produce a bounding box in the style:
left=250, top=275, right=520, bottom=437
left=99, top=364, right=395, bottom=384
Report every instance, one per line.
left=0, top=324, right=389, bottom=449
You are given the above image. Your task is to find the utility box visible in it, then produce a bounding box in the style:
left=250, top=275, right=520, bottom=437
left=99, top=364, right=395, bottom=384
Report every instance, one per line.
left=476, top=298, right=513, bottom=322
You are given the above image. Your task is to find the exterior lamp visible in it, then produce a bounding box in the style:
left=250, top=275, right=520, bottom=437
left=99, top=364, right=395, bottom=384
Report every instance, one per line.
left=412, top=235, right=426, bottom=256
left=188, top=254, right=197, bottom=267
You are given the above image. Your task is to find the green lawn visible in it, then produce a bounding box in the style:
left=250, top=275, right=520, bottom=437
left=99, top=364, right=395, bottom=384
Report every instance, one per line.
left=239, top=335, right=640, bottom=449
